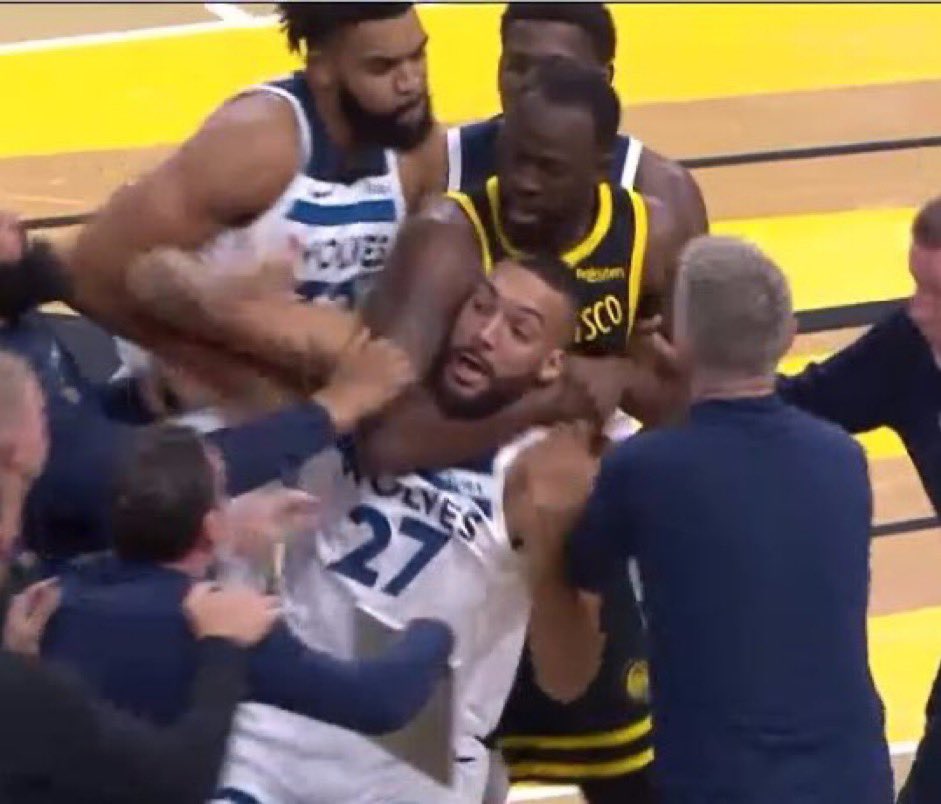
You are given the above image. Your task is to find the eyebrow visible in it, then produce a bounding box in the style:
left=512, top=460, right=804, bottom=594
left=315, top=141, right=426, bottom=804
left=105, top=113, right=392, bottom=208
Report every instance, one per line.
left=362, top=35, right=428, bottom=64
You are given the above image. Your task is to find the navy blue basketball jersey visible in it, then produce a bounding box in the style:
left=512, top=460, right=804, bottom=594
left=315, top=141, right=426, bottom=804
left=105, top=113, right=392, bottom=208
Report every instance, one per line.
left=446, top=176, right=648, bottom=356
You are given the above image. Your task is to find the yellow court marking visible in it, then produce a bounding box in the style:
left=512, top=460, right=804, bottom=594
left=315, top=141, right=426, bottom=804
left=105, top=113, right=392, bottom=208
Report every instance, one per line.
left=870, top=607, right=941, bottom=745
left=6, top=4, right=941, bottom=156
left=714, top=208, right=915, bottom=313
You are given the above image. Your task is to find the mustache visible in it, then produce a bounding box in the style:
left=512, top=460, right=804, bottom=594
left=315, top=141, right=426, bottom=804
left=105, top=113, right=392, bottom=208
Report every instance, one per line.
left=451, top=347, right=494, bottom=378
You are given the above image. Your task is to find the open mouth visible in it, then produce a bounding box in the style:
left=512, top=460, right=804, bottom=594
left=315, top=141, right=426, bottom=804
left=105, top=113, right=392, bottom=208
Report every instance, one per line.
left=448, top=350, right=492, bottom=387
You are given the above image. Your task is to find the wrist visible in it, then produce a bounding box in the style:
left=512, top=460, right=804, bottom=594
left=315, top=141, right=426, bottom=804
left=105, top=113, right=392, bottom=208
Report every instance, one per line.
left=311, top=387, right=358, bottom=434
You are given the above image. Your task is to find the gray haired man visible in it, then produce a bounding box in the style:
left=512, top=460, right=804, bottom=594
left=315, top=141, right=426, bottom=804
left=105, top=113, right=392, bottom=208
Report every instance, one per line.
left=519, top=236, right=893, bottom=802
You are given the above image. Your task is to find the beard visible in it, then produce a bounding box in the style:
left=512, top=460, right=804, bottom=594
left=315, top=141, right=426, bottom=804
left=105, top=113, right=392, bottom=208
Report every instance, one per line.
left=338, top=81, right=434, bottom=152
left=431, top=350, right=538, bottom=419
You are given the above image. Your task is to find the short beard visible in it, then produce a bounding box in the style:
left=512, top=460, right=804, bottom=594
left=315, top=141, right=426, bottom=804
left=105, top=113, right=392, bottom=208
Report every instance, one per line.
left=338, top=82, right=433, bottom=152
left=431, top=355, right=536, bottom=420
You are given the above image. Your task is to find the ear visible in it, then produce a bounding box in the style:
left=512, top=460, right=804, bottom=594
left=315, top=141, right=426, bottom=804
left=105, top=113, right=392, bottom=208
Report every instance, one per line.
left=537, top=348, right=566, bottom=385
left=783, top=315, right=797, bottom=355
left=305, top=51, right=333, bottom=90
left=199, top=508, right=229, bottom=554
left=606, top=63, right=615, bottom=84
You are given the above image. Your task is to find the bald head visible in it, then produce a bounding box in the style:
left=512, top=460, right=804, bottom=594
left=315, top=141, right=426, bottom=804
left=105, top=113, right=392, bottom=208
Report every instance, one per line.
left=674, top=236, right=794, bottom=381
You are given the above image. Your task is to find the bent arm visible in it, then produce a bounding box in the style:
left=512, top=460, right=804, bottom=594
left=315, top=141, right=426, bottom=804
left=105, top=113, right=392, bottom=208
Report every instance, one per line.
left=64, top=95, right=356, bottom=393
left=248, top=619, right=454, bottom=735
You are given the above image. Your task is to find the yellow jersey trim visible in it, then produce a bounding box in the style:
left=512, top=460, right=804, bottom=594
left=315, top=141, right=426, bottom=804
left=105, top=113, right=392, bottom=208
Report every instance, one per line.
left=626, top=189, right=648, bottom=331
left=486, top=177, right=614, bottom=268
left=507, top=747, right=655, bottom=780
left=499, top=714, right=652, bottom=750
left=445, top=190, right=493, bottom=274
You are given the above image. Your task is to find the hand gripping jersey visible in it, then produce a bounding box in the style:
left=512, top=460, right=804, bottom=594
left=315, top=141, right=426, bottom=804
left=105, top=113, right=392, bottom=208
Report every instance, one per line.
left=220, top=434, right=539, bottom=803
left=446, top=176, right=648, bottom=356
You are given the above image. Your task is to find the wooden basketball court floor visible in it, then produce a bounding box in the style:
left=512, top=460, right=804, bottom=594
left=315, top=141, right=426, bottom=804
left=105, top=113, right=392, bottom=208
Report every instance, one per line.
left=3, top=4, right=941, bottom=801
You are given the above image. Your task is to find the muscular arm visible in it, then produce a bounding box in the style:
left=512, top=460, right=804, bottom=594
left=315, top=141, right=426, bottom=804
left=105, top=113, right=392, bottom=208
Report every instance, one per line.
left=504, top=432, right=605, bottom=703
left=63, top=94, right=358, bottom=392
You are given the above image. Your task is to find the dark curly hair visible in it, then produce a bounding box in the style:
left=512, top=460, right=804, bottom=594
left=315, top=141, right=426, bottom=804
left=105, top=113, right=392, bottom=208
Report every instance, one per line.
left=277, top=2, right=414, bottom=53
left=501, top=3, right=616, bottom=66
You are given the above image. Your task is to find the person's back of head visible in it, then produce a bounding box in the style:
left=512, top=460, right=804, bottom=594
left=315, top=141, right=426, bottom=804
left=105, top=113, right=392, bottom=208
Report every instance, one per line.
left=674, top=235, right=795, bottom=392
left=112, top=424, right=226, bottom=568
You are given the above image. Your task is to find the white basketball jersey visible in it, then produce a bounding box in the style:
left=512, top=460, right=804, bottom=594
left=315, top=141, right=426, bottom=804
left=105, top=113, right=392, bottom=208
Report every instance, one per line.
left=204, top=71, right=408, bottom=310
left=221, top=434, right=537, bottom=803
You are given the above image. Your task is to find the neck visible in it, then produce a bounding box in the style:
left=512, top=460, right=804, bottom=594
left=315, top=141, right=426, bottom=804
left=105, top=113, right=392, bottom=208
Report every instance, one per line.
left=307, top=75, right=366, bottom=170
left=691, top=371, right=776, bottom=403
left=163, top=552, right=210, bottom=579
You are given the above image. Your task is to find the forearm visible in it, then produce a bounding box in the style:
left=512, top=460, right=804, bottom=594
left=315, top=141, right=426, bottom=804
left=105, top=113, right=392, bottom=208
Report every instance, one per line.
left=527, top=570, right=604, bottom=704
left=357, top=386, right=557, bottom=476
left=250, top=619, right=453, bottom=735
left=209, top=402, right=337, bottom=495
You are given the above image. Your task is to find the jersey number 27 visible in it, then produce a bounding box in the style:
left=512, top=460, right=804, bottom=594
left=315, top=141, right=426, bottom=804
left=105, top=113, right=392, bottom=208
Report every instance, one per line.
left=329, top=504, right=448, bottom=596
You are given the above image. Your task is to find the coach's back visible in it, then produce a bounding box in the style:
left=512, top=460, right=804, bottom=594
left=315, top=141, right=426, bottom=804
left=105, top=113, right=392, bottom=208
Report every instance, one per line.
left=566, top=237, right=892, bottom=802
left=623, top=396, right=886, bottom=799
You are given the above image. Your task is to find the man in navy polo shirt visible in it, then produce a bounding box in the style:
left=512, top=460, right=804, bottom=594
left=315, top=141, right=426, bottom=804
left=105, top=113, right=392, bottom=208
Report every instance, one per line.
left=521, top=236, right=892, bottom=802
left=777, top=196, right=941, bottom=803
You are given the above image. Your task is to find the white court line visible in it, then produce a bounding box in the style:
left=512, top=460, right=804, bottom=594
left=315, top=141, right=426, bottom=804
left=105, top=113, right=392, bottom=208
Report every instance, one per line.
left=0, top=13, right=278, bottom=56
left=891, top=740, right=918, bottom=757
left=508, top=787, right=580, bottom=803
left=204, top=3, right=255, bottom=24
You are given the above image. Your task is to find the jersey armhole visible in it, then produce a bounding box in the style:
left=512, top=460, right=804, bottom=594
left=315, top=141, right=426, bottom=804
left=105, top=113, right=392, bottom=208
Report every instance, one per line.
left=446, top=127, right=463, bottom=192
left=626, top=190, right=649, bottom=332
left=244, top=85, right=313, bottom=173
left=491, top=429, right=548, bottom=555
left=620, top=138, right=644, bottom=190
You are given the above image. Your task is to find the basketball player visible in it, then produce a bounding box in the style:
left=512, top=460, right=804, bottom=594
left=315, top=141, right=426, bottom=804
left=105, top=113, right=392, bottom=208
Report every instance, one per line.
left=446, top=2, right=707, bottom=249
left=217, top=255, right=601, bottom=804
left=4, top=3, right=446, bottom=392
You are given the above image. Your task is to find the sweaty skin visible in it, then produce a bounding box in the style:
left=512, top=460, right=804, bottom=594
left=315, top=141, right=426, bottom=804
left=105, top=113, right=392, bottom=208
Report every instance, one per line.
left=62, top=66, right=445, bottom=396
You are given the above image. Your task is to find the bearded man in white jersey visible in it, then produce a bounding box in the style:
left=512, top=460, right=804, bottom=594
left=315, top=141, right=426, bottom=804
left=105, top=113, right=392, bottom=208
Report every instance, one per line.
left=216, top=254, right=605, bottom=804
left=2, top=3, right=446, bottom=393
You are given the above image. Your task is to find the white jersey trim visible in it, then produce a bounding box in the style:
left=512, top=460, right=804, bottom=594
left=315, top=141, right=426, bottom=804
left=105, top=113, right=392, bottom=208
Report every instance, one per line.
left=490, top=429, right=547, bottom=553
left=621, top=137, right=644, bottom=190
left=384, top=148, right=408, bottom=222
left=446, top=126, right=463, bottom=191
left=247, top=83, right=313, bottom=173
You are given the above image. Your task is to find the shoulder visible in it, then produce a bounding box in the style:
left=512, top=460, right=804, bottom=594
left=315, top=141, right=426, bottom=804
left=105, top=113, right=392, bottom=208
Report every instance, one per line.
left=782, top=402, right=868, bottom=462
left=174, top=91, right=300, bottom=194
left=635, top=145, right=708, bottom=240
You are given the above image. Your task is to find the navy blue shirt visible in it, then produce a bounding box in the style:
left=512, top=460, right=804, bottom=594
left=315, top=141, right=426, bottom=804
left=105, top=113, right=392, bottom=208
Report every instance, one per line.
left=42, top=554, right=452, bottom=734
left=779, top=308, right=941, bottom=515
left=0, top=312, right=338, bottom=559
left=568, top=396, right=891, bottom=802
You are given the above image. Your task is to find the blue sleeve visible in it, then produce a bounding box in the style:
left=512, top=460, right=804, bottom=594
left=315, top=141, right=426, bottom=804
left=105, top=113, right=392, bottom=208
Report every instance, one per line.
left=566, top=449, right=633, bottom=593
left=778, top=311, right=914, bottom=433
left=23, top=395, right=132, bottom=557
left=207, top=403, right=337, bottom=496
left=247, top=619, right=454, bottom=735
left=95, top=377, right=155, bottom=425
